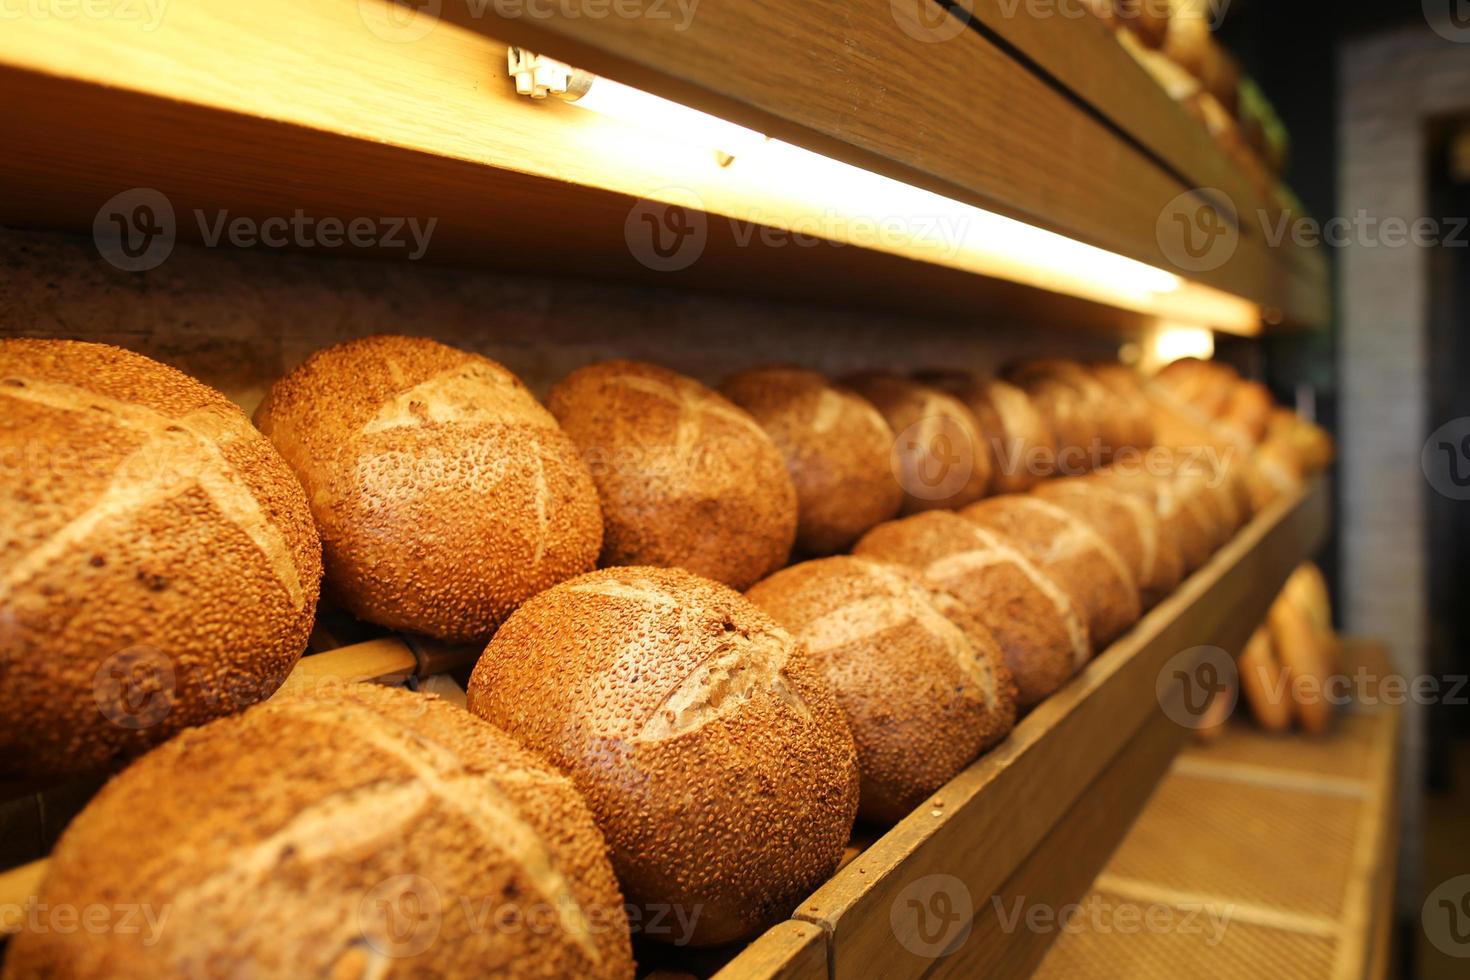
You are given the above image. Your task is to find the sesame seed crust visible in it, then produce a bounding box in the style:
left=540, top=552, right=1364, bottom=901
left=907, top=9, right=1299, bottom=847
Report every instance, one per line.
left=254, top=335, right=602, bottom=642
left=467, top=565, right=859, bottom=947
left=853, top=511, right=1086, bottom=707
left=720, top=367, right=902, bottom=557
left=0, top=339, right=322, bottom=779
left=547, top=360, right=798, bottom=590
left=3, top=684, right=634, bottom=980
left=747, top=556, right=1016, bottom=824
left=960, top=495, right=1142, bottom=651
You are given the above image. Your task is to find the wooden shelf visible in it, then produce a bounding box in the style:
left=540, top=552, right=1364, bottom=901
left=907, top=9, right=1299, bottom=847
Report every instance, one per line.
left=1032, top=639, right=1400, bottom=980
left=0, top=0, right=1325, bottom=334
left=702, top=476, right=1332, bottom=979
left=0, top=480, right=1330, bottom=970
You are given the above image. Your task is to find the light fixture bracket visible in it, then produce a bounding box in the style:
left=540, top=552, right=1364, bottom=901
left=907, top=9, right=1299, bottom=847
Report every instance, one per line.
left=506, top=48, right=592, bottom=101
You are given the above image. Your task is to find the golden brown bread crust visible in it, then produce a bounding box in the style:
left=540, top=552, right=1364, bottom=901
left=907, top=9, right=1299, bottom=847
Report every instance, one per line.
left=720, top=367, right=901, bottom=556
left=1117, top=0, right=1170, bottom=47
left=1238, top=625, right=1292, bottom=733
left=1005, top=360, right=1118, bottom=473
left=1152, top=357, right=1239, bottom=420
left=1269, top=586, right=1334, bottom=735
left=853, top=512, right=1088, bottom=707
left=3, top=684, right=634, bottom=980
left=549, top=360, right=796, bottom=591
left=842, top=373, right=991, bottom=513
left=0, top=339, right=321, bottom=779
left=1088, top=362, right=1157, bottom=453
left=466, top=566, right=859, bottom=947
left=1033, top=478, right=1184, bottom=608
left=961, top=495, right=1142, bottom=651
left=747, top=556, right=1015, bottom=824
left=918, top=372, right=1056, bottom=493
left=1220, top=380, right=1273, bottom=444
left=255, top=335, right=600, bottom=642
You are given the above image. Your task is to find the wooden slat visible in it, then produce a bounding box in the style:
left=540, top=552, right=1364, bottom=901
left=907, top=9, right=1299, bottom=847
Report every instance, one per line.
left=786, top=477, right=1329, bottom=980
left=433, top=0, right=1325, bottom=325
left=0, top=0, right=1321, bottom=330
left=935, top=708, right=1188, bottom=977
left=712, top=920, right=830, bottom=980
left=1031, top=638, right=1401, bottom=979
left=0, top=3, right=1181, bottom=340
left=959, top=0, right=1330, bottom=328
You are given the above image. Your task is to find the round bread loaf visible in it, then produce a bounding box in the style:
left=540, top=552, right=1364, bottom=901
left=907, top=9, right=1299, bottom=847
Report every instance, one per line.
left=1248, top=435, right=1307, bottom=510
left=1005, top=360, right=1114, bottom=473
left=0, top=339, right=321, bottom=780
left=467, top=566, right=859, bottom=947
left=961, top=495, right=1142, bottom=650
left=255, top=335, right=600, bottom=642
left=917, top=371, right=1056, bottom=493
left=1152, top=357, right=1238, bottom=420
left=1086, top=467, right=1215, bottom=573
left=4, top=684, right=634, bottom=979
left=720, top=367, right=901, bottom=556
left=853, top=512, right=1088, bottom=706
left=842, top=373, right=991, bottom=513
left=1089, top=362, right=1156, bottom=455
left=747, top=556, right=1016, bottom=824
left=1034, top=477, right=1184, bottom=608
left=548, top=360, right=796, bottom=590
left=1219, top=379, right=1272, bottom=444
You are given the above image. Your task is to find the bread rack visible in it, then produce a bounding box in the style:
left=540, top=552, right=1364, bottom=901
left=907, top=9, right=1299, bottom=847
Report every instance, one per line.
left=0, top=477, right=1329, bottom=978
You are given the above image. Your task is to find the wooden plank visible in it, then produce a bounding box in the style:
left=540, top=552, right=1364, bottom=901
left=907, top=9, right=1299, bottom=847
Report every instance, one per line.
left=959, top=0, right=1331, bottom=329
left=934, top=708, right=1187, bottom=978
left=788, top=478, right=1330, bottom=980
left=0, top=0, right=1314, bottom=329
left=280, top=636, right=419, bottom=688
left=0, top=17, right=1174, bottom=339
left=433, top=0, right=1324, bottom=325
left=1029, top=637, right=1401, bottom=979
left=712, top=920, right=829, bottom=980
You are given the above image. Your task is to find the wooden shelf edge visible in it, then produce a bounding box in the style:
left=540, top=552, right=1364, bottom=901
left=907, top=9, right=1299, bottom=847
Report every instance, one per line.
left=770, top=477, right=1329, bottom=980
left=432, top=0, right=1328, bottom=327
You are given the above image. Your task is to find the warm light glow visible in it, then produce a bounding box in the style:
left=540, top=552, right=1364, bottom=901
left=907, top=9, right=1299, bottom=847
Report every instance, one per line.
left=571, top=77, right=770, bottom=160
left=1146, top=322, right=1216, bottom=371
left=551, top=72, right=1266, bottom=330
left=740, top=139, right=1184, bottom=302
